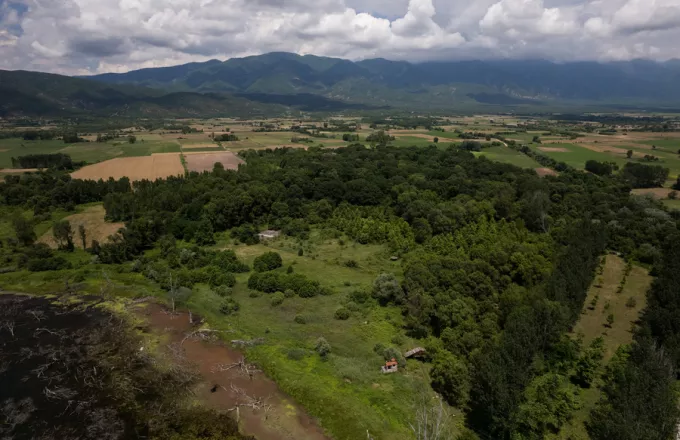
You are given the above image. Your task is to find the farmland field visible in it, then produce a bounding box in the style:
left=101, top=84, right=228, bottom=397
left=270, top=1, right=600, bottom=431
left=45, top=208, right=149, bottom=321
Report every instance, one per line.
left=475, top=145, right=543, bottom=168
left=38, top=204, right=124, bottom=249
left=70, top=153, right=185, bottom=181
left=184, top=151, right=244, bottom=172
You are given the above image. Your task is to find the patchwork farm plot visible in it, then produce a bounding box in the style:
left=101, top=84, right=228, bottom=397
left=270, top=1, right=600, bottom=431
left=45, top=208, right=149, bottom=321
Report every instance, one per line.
left=71, top=153, right=185, bottom=181
left=184, top=151, right=244, bottom=172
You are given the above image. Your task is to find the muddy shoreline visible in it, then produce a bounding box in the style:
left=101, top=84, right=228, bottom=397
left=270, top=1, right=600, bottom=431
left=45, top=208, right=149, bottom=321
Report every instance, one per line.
left=139, top=303, right=330, bottom=440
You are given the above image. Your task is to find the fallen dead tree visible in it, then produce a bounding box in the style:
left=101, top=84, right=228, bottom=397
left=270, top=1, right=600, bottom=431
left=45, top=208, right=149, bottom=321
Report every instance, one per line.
left=231, top=338, right=265, bottom=347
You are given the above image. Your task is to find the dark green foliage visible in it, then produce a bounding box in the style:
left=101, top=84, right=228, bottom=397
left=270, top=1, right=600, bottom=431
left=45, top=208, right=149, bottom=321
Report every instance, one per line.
left=315, top=337, right=331, bottom=359
left=231, top=224, right=260, bottom=245
left=430, top=351, right=470, bottom=406
left=287, top=348, right=307, bottom=361
left=247, top=271, right=323, bottom=297
left=585, top=160, right=615, bottom=176
left=215, top=133, right=239, bottom=142
left=587, top=341, right=679, bottom=440
left=334, top=307, right=350, bottom=320
left=11, top=153, right=74, bottom=170
left=219, top=297, right=240, bottom=315
left=213, top=285, right=233, bottom=297
left=294, top=314, right=307, bottom=324
left=271, top=291, right=285, bottom=306
left=372, top=273, right=403, bottom=305
left=254, top=251, right=283, bottom=272
left=52, top=220, right=75, bottom=251
left=572, top=337, right=605, bottom=387
left=12, top=214, right=36, bottom=246
left=194, top=218, right=215, bottom=245
left=621, top=162, right=669, bottom=188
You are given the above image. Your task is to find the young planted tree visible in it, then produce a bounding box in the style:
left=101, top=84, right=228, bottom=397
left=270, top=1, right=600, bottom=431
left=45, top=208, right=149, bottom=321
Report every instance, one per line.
left=78, top=224, right=87, bottom=250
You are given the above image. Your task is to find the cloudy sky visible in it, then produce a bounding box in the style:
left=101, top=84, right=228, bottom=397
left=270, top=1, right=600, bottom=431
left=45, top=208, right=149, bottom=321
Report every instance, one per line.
left=1, top=0, right=679, bottom=74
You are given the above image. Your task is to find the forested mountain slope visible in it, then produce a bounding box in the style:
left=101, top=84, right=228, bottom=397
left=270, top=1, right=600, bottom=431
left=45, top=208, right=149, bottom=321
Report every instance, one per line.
left=86, top=53, right=680, bottom=109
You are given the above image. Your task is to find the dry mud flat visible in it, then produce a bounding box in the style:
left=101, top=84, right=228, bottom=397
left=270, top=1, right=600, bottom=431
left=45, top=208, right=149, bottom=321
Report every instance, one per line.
left=141, top=304, right=329, bottom=440
left=71, top=153, right=184, bottom=181
left=184, top=151, right=245, bottom=172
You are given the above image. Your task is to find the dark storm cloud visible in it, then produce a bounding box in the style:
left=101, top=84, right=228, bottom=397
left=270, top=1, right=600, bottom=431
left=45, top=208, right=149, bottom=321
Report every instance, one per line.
left=68, top=36, right=127, bottom=57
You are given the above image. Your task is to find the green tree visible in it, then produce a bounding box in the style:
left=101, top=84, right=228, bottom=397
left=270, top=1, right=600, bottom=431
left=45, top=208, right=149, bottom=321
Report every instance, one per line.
left=12, top=214, right=36, bottom=246
left=372, top=273, right=404, bottom=305
left=78, top=224, right=87, bottom=250
left=627, top=149, right=633, bottom=159
left=573, top=337, right=605, bottom=387
left=194, top=218, right=215, bottom=245
left=53, top=220, right=74, bottom=251
left=128, top=135, right=137, bottom=144
left=430, top=351, right=470, bottom=406
left=254, top=251, right=283, bottom=272
left=315, top=337, right=331, bottom=359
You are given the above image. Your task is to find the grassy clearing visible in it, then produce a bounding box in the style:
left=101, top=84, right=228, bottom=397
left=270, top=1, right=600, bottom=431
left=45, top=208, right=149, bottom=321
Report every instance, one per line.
left=530, top=143, right=629, bottom=170
left=38, top=204, right=124, bottom=249
left=183, top=232, right=457, bottom=440
left=474, top=146, right=542, bottom=168
left=555, top=254, right=652, bottom=439
left=663, top=198, right=680, bottom=210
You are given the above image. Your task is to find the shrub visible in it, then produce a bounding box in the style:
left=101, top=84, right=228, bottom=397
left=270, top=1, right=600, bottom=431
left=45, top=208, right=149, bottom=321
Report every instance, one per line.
left=298, top=281, right=320, bottom=298
left=248, top=291, right=261, bottom=298
left=283, top=289, right=295, bottom=298
left=344, top=259, right=358, bottom=268
left=349, top=289, right=370, bottom=304
left=294, top=314, right=307, bottom=324
left=213, top=285, right=233, bottom=297
left=391, top=333, right=406, bottom=346
left=373, top=343, right=385, bottom=355
left=298, top=248, right=304, bottom=256
left=345, top=301, right=360, bottom=312
left=315, top=337, right=331, bottom=359
left=334, top=307, right=350, bottom=320
left=219, top=298, right=240, bottom=315
left=626, top=297, right=637, bottom=308
left=271, top=291, right=285, bottom=307
left=287, top=265, right=294, bottom=274
left=254, top=252, right=283, bottom=272
left=373, top=273, right=404, bottom=305
left=287, top=348, right=306, bottom=361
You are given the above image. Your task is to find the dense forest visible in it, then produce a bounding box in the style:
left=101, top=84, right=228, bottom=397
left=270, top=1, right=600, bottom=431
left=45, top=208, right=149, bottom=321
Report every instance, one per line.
left=1, top=144, right=679, bottom=439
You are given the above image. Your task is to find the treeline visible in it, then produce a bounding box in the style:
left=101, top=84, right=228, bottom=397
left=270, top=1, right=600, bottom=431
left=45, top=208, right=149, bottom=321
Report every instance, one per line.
left=11, top=153, right=75, bottom=170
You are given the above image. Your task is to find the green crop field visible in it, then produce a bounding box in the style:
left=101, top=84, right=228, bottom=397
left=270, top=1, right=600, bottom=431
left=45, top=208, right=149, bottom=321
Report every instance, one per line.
left=0, top=138, right=181, bottom=168
left=530, top=143, right=629, bottom=170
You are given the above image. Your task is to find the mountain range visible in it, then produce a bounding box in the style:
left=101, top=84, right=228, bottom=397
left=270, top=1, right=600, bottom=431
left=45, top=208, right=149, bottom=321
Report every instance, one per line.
left=4, top=52, right=680, bottom=117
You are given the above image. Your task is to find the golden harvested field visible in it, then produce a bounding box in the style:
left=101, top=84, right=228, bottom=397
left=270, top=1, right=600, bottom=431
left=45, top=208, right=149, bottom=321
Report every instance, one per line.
left=631, top=188, right=675, bottom=199
left=181, top=143, right=221, bottom=149
left=39, top=204, right=124, bottom=249
left=535, top=167, right=558, bottom=177
left=70, top=153, right=185, bottom=181
left=184, top=151, right=244, bottom=172
left=538, top=147, right=569, bottom=152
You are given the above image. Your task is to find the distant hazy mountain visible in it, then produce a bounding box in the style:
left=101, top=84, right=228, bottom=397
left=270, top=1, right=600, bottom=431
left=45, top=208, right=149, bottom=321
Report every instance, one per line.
left=0, top=68, right=376, bottom=118
left=85, top=52, right=680, bottom=109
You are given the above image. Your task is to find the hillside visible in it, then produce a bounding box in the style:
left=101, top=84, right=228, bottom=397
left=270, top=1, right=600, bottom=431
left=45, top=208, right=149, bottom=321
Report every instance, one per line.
left=0, top=69, right=376, bottom=118
left=85, top=53, right=680, bottom=110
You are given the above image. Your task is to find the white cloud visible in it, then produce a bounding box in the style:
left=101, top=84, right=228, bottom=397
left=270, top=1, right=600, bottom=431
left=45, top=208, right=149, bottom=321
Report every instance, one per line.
left=1, top=0, right=680, bottom=74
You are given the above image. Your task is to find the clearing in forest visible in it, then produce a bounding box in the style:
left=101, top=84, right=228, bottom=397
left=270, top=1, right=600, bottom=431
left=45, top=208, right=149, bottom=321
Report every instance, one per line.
left=184, top=151, right=244, bottom=172
left=573, top=254, right=651, bottom=360
left=38, top=204, right=124, bottom=249
left=70, top=153, right=185, bottom=181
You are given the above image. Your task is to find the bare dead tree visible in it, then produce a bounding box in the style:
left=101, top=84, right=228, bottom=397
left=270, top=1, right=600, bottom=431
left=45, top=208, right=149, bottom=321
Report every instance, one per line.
left=409, top=394, right=454, bottom=440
